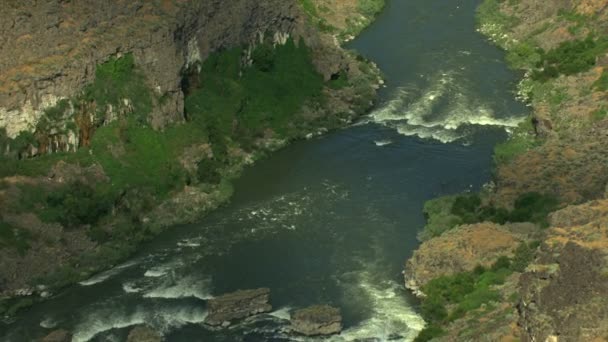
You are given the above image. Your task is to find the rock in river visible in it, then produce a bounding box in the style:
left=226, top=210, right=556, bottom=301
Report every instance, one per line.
left=127, top=325, right=162, bottom=342
left=41, top=329, right=72, bottom=342
left=204, top=288, right=272, bottom=326
left=290, top=305, right=342, bottom=336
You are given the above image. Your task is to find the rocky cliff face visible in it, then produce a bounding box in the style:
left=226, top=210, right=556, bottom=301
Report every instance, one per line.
left=0, top=0, right=323, bottom=143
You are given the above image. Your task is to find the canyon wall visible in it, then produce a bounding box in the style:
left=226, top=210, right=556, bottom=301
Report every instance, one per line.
left=0, top=0, right=329, bottom=141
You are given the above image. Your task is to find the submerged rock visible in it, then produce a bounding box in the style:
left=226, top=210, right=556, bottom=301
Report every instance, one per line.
left=126, top=325, right=162, bottom=342
left=41, top=329, right=72, bottom=342
left=205, top=288, right=272, bottom=326
left=290, top=305, right=342, bottom=336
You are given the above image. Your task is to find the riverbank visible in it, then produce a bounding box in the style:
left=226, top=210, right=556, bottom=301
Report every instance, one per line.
left=407, top=0, right=608, bottom=340
left=0, top=0, right=383, bottom=318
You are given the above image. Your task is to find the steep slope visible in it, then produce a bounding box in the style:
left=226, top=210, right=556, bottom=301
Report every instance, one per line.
left=407, top=1, right=608, bottom=341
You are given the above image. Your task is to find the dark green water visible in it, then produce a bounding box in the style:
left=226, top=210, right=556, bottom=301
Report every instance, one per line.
left=2, top=0, right=527, bottom=341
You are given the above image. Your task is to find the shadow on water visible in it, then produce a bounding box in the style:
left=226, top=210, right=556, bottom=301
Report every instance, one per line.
left=2, top=0, right=527, bottom=341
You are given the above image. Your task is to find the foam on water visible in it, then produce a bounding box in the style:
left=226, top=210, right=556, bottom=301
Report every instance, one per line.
left=268, top=306, right=292, bottom=321
left=368, top=70, right=524, bottom=143
left=142, top=275, right=213, bottom=300
left=122, top=281, right=144, bottom=294
left=71, top=304, right=208, bottom=342
left=39, top=316, right=58, bottom=329
left=78, top=260, right=140, bottom=286
left=335, top=273, right=425, bottom=342
left=374, top=139, right=393, bottom=146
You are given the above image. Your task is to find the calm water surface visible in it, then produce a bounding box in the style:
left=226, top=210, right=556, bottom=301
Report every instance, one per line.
left=2, top=0, right=527, bottom=340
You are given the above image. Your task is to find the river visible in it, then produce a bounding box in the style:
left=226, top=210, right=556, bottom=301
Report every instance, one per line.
left=1, top=0, right=527, bottom=341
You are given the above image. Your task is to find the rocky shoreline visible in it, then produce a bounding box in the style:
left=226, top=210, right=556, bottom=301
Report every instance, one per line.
left=405, top=0, right=608, bottom=340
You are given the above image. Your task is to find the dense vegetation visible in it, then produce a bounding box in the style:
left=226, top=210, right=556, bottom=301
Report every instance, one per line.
left=185, top=39, right=324, bottom=151
left=531, top=36, right=608, bottom=81
left=420, top=191, right=559, bottom=240
left=414, top=241, right=540, bottom=341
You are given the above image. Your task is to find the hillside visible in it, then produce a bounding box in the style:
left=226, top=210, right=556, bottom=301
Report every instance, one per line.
left=407, top=1, right=608, bottom=341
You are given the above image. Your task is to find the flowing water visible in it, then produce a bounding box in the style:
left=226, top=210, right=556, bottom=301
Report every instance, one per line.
left=1, top=0, right=527, bottom=341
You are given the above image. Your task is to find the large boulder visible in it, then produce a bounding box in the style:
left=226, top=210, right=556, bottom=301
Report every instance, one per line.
left=204, top=288, right=272, bottom=326
left=290, top=305, right=342, bottom=336
left=126, top=325, right=162, bottom=342
left=41, top=329, right=71, bottom=342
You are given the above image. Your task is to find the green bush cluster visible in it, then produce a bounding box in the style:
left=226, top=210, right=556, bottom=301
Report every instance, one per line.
left=420, top=191, right=558, bottom=241
left=44, top=182, right=115, bottom=228
left=532, top=36, right=608, bottom=81
left=505, top=42, right=543, bottom=69
left=450, top=192, right=559, bottom=228
left=185, top=39, right=324, bottom=152
left=419, top=195, right=463, bottom=241
left=415, top=242, right=539, bottom=341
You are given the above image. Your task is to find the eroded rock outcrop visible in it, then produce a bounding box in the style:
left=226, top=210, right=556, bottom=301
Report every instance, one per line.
left=518, top=200, right=608, bottom=341
left=204, top=288, right=272, bottom=326
left=405, top=222, right=536, bottom=294
left=0, top=0, right=309, bottom=138
left=290, top=305, right=342, bottom=336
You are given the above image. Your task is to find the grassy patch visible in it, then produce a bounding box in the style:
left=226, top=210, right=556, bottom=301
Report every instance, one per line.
left=476, top=0, right=519, bottom=29
left=593, top=69, right=608, bottom=91
left=505, top=41, right=543, bottom=69
left=418, top=195, right=463, bottom=241
left=493, top=118, right=540, bottom=165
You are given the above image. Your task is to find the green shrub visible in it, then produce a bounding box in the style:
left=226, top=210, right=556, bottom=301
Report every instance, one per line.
left=45, top=182, right=114, bottom=227
left=419, top=195, right=463, bottom=240
left=506, top=42, right=543, bottom=69
left=511, top=241, right=540, bottom=272
left=197, top=157, right=223, bottom=184
left=510, top=192, right=559, bottom=227
left=491, top=256, right=511, bottom=271
left=532, top=36, right=608, bottom=81
left=451, top=194, right=482, bottom=223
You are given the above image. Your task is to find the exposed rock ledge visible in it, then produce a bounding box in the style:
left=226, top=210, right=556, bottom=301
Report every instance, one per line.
left=290, top=305, right=342, bottom=336
left=204, top=288, right=272, bottom=327
left=405, top=222, right=538, bottom=295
